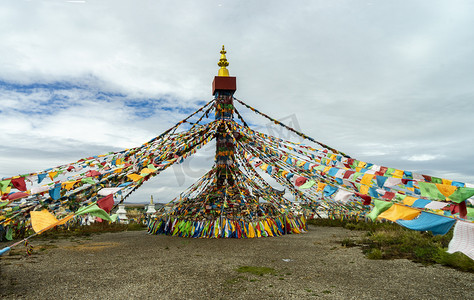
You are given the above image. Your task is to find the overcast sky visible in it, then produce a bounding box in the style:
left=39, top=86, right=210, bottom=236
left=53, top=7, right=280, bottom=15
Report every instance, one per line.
left=1, top=0, right=473, bottom=203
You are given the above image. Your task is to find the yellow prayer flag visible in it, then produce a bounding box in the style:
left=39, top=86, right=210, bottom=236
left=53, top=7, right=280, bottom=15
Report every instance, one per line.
left=316, top=182, right=326, bottom=192
left=62, top=181, right=77, bottom=191
left=393, top=169, right=404, bottom=178
left=264, top=220, right=273, bottom=237
left=248, top=223, right=255, bottom=238
left=359, top=185, right=369, bottom=195
left=402, top=196, right=418, bottom=206
left=358, top=161, right=367, bottom=168
left=377, top=204, right=420, bottom=222
left=441, top=178, right=453, bottom=186
left=360, top=174, right=375, bottom=186
left=436, top=184, right=457, bottom=198
left=48, top=171, right=58, bottom=181
left=139, top=168, right=155, bottom=176
left=30, top=210, right=59, bottom=233
left=323, top=166, right=331, bottom=174
left=127, top=173, right=144, bottom=182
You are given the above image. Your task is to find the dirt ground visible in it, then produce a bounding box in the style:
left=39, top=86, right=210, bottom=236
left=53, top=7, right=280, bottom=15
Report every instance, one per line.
left=1, top=225, right=473, bottom=299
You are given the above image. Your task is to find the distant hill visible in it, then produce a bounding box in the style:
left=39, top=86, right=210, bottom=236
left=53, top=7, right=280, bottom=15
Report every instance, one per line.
left=115, top=202, right=166, bottom=208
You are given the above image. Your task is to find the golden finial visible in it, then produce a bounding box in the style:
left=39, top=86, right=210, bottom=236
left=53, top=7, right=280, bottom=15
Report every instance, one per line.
left=150, top=195, right=154, bottom=205
left=217, top=45, right=229, bottom=77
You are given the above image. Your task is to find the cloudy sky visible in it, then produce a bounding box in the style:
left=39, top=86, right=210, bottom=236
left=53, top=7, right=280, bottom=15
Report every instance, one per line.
left=1, top=0, right=473, bottom=203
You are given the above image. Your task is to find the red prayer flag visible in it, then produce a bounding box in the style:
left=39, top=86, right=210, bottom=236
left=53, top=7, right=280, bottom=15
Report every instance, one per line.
left=422, top=175, right=432, bottom=182
left=382, top=192, right=395, bottom=200
left=11, top=177, right=27, bottom=191
left=86, top=170, right=101, bottom=177
left=343, top=171, right=355, bottom=179
left=295, top=177, right=307, bottom=187
left=7, top=192, right=29, bottom=200
left=97, top=194, right=114, bottom=213
left=356, top=193, right=372, bottom=205
left=459, top=201, right=467, bottom=219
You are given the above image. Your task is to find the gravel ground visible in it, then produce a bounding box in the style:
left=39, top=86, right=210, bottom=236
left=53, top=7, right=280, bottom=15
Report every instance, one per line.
left=1, top=225, right=473, bottom=299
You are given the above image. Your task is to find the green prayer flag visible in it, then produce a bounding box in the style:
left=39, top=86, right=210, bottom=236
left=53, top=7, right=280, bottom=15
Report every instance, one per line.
left=0, top=180, right=11, bottom=193
left=448, top=187, right=474, bottom=203
left=385, top=168, right=395, bottom=176
left=418, top=182, right=446, bottom=201
left=299, top=180, right=316, bottom=190
left=5, top=226, right=13, bottom=241
left=367, top=199, right=393, bottom=221
left=110, top=214, right=118, bottom=222
left=395, top=194, right=405, bottom=201
left=75, top=204, right=115, bottom=222
left=0, top=201, right=8, bottom=208
left=81, top=178, right=95, bottom=185
left=314, top=165, right=325, bottom=172
left=467, top=207, right=474, bottom=220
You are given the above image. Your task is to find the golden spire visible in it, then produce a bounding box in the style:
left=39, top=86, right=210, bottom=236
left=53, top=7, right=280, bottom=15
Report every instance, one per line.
left=217, top=45, right=229, bottom=77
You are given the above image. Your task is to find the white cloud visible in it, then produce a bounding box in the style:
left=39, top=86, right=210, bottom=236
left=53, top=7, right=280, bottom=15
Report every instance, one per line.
left=1, top=0, right=473, bottom=202
left=404, top=154, right=443, bottom=162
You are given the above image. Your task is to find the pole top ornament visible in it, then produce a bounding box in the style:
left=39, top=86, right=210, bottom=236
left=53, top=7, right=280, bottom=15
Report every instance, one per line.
left=217, top=45, right=229, bottom=77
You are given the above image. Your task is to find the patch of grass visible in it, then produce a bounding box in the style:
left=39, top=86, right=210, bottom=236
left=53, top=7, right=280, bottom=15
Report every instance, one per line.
left=364, top=230, right=474, bottom=271
left=435, top=250, right=474, bottom=272
left=366, top=248, right=383, bottom=259
left=341, top=237, right=357, bottom=247
left=309, top=218, right=474, bottom=273
left=236, top=266, right=276, bottom=276
left=36, top=222, right=146, bottom=240
left=308, top=218, right=398, bottom=232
